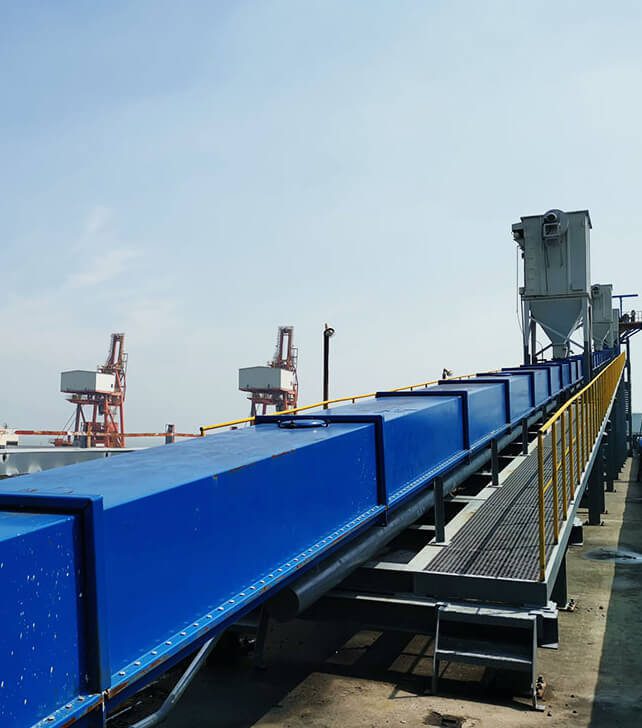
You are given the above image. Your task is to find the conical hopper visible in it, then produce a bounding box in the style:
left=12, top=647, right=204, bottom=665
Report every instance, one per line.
left=592, top=321, right=610, bottom=350
left=530, top=298, right=582, bottom=358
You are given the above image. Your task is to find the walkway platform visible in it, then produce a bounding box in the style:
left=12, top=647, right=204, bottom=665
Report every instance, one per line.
left=419, top=434, right=572, bottom=604
left=342, top=418, right=599, bottom=607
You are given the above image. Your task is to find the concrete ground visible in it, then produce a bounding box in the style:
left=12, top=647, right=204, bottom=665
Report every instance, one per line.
left=118, top=459, right=642, bottom=727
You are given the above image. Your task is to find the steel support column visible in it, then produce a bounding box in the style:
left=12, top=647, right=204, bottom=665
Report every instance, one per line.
left=587, top=441, right=605, bottom=526
left=616, top=381, right=628, bottom=469
left=521, top=418, right=530, bottom=455
left=582, top=297, right=592, bottom=383
left=625, top=339, right=633, bottom=454
left=604, top=428, right=615, bottom=493
left=530, top=317, right=537, bottom=365
left=551, top=552, right=568, bottom=608
left=434, top=477, right=446, bottom=544
left=522, top=300, right=531, bottom=365
left=490, top=439, right=500, bottom=486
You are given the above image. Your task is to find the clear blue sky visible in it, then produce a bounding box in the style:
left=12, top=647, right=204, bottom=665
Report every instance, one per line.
left=2, top=1, right=641, bottom=434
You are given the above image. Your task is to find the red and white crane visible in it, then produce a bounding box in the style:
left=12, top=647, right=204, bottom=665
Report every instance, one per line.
left=239, top=326, right=299, bottom=416
left=56, top=332, right=127, bottom=447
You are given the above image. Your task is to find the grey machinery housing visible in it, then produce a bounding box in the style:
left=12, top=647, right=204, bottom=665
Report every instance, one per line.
left=513, top=209, right=592, bottom=375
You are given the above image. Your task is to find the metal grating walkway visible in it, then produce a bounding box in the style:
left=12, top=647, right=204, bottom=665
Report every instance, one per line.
left=427, top=426, right=576, bottom=582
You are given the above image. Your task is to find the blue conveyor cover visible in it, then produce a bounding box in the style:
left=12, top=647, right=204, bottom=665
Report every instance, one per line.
left=0, top=351, right=608, bottom=727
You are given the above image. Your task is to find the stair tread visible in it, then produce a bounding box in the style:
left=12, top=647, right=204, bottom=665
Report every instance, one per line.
left=435, top=647, right=531, bottom=666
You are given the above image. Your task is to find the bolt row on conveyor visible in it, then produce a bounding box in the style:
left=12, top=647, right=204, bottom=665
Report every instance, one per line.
left=1, top=346, right=618, bottom=728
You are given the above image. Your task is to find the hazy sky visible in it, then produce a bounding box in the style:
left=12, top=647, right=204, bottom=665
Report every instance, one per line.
left=2, top=1, right=642, bottom=435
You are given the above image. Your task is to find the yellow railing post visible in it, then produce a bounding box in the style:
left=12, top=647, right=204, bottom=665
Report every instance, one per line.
left=569, top=404, right=576, bottom=499
left=574, top=399, right=581, bottom=493
left=561, top=409, right=568, bottom=515
left=538, top=431, right=546, bottom=581
left=586, top=388, right=595, bottom=452
left=580, top=396, right=586, bottom=478
left=585, top=392, right=591, bottom=461
left=584, top=394, right=589, bottom=467
left=551, top=421, right=559, bottom=543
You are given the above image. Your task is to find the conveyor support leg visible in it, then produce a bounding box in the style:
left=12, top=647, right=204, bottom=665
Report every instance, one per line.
left=521, top=418, right=529, bottom=456
left=587, top=442, right=606, bottom=526
left=491, top=439, right=500, bottom=486
left=253, top=608, right=270, bottom=670
left=551, top=553, right=568, bottom=608
left=434, top=477, right=446, bottom=544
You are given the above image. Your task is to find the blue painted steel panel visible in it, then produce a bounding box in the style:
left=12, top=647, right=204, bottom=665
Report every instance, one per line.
left=0, top=421, right=383, bottom=723
left=498, top=369, right=534, bottom=406
left=548, top=364, right=562, bottom=393
left=576, top=359, right=582, bottom=381
left=434, top=381, right=507, bottom=449
left=115, top=424, right=378, bottom=669
left=104, top=423, right=380, bottom=670
left=0, top=512, right=86, bottom=728
left=503, top=367, right=550, bottom=405
left=475, top=373, right=533, bottom=422
left=559, top=361, right=571, bottom=387
left=530, top=363, right=562, bottom=394
left=571, top=356, right=583, bottom=382
left=322, top=395, right=466, bottom=506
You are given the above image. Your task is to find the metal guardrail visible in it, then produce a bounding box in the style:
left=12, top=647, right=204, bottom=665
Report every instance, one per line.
left=620, top=310, right=642, bottom=322
left=536, top=352, right=626, bottom=580
left=199, top=370, right=492, bottom=435
left=15, top=430, right=197, bottom=438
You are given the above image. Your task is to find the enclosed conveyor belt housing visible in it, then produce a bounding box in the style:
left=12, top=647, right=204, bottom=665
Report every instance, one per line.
left=0, top=350, right=619, bottom=727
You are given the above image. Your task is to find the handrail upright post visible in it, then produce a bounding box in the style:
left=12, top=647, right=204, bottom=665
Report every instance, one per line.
left=576, top=397, right=581, bottom=474
left=586, top=392, right=591, bottom=461
left=561, top=410, right=568, bottom=516
left=582, top=395, right=588, bottom=472
left=580, top=395, right=587, bottom=473
left=569, top=404, right=576, bottom=499
left=537, top=431, right=546, bottom=581
left=552, top=421, right=559, bottom=543
left=599, top=378, right=604, bottom=424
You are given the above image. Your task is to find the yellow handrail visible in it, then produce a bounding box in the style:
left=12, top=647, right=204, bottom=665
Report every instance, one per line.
left=200, top=369, right=499, bottom=435
left=536, top=352, right=626, bottom=580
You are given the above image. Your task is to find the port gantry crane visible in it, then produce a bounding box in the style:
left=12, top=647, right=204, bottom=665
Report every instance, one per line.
left=241, top=326, right=299, bottom=416
left=57, top=332, right=128, bottom=447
